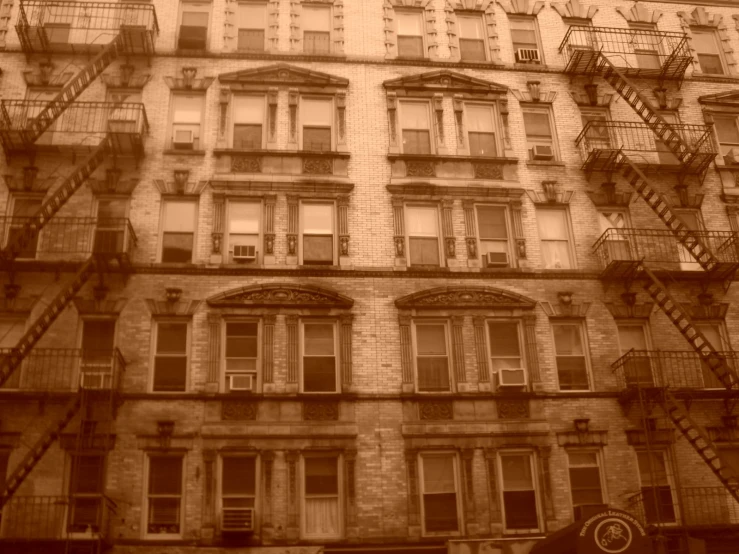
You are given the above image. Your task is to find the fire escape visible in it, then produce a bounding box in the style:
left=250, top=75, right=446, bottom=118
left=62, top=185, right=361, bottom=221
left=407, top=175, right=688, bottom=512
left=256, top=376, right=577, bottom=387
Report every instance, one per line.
left=0, top=2, right=157, bottom=552
left=561, top=25, right=739, bottom=551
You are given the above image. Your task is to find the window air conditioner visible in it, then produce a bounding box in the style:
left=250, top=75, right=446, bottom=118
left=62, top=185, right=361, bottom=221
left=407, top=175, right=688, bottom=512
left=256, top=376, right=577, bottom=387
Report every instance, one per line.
left=725, top=148, right=739, bottom=165
left=173, top=130, right=194, bottom=150
left=228, top=373, right=255, bottom=392
left=573, top=504, right=609, bottom=521
left=484, top=251, right=509, bottom=268
left=498, top=368, right=526, bottom=388
left=80, top=372, right=111, bottom=389
left=532, top=144, right=554, bottom=160
left=232, top=244, right=257, bottom=263
left=516, top=48, right=541, bottom=63
left=221, top=507, right=255, bottom=532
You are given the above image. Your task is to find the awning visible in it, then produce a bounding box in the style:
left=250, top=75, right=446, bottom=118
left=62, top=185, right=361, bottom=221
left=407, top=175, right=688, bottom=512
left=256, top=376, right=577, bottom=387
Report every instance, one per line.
left=530, top=508, right=652, bottom=554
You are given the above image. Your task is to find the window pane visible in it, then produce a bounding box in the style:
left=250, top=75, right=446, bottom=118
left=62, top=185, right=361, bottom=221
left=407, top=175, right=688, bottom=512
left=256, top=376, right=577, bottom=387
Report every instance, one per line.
left=477, top=207, right=507, bottom=239
left=409, top=237, right=439, bottom=265
left=222, top=457, right=256, bottom=496
left=407, top=207, right=438, bottom=236
left=537, top=210, right=568, bottom=240
left=417, top=358, right=450, bottom=391
left=172, top=97, right=203, bottom=124
left=164, top=202, right=196, bottom=232
left=182, top=12, right=208, bottom=27
left=637, top=452, right=668, bottom=486
left=71, top=455, right=105, bottom=494
left=460, top=39, right=486, bottom=61
left=467, top=106, right=495, bottom=132
left=698, top=54, right=724, bottom=74
left=149, top=457, right=183, bottom=494
left=402, top=130, right=431, bottom=154
left=233, top=97, right=264, bottom=124
left=618, top=325, right=647, bottom=352
left=305, top=324, right=334, bottom=355
left=162, top=234, right=194, bottom=263
left=423, top=456, right=455, bottom=493
left=488, top=322, right=520, bottom=356
left=303, top=357, right=336, bottom=392
left=397, top=12, right=422, bottom=35
left=424, top=493, right=459, bottom=532
left=303, top=236, right=334, bottom=264
left=469, top=132, right=497, bottom=156
left=12, top=198, right=43, bottom=217
left=302, top=98, right=332, bottom=126
left=692, top=30, right=719, bottom=54
left=501, top=455, right=533, bottom=489
left=523, top=111, right=551, bottom=138
left=238, top=29, right=265, bottom=50
left=304, top=31, right=330, bottom=53
left=398, top=36, right=424, bottom=57
left=304, top=204, right=333, bottom=233
left=401, top=103, right=430, bottom=129
left=229, top=203, right=260, bottom=234
left=569, top=452, right=598, bottom=466
left=504, top=490, right=539, bottom=529
left=303, top=6, right=331, bottom=31
left=226, top=322, right=258, bottom=359
left=715, top=117, right=739, bottom=144
left=416, top=325, right=447, bottom=355
left=157, top=323, right=187, bottom=354
left=237, top=3, right=266, bottom=28
left=153, top=357, right=187, bottom=391
left=303, top=127, right=332, bottom=151
left=305, top=457, right=338, bottom=494
left=554, top=325, right=583, bottom=356
left=459, top=16, right=484, bottom=39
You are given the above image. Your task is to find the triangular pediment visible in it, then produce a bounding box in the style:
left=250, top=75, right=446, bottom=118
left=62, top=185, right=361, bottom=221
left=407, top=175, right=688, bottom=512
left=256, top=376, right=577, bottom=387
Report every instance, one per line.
left=699, top=90, right=739, bottom=106
left=383, top=70, right=507, bottom=93
left=395, top=286, right=535, bottom=310
left=219, top=64, right=348, bottom=87
left=208, top=283, right=354, bottom=309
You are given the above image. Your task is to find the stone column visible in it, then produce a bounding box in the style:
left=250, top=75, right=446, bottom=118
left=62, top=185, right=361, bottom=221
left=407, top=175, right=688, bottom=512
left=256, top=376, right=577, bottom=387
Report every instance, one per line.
left=340, top=314, right=353, bottom=391
left=211, top=197, right=224, bottom=264
left=285, top=450, right=300, bottom=540
left=399, top=314, right=414, bottom=393
left=463, top=200, right=479, bottom=267
left=286, top=195, right=299, bottom=265
left=338, top=195, right=350, bottom=266
left=473, top=316, right=491, bottom=391
left=345, top=449, right=358, bottom=538
left=201, top=449, right=216, bottom=537
left=441, top=199, right=455, bottom=265
left=484, top=448, right=502, bottom=525
left=451, top=315, right=467, bottom=389
left=462, top=448, right=477, bottom=531
left=263, top=195, right=276, bottom=265
left=206, top=313, right=220, bottom=393
left=288, top=89, right=299, bottom=148
left=286, top=315, right=299, bottom=392
left=262, top=315, right=276, bottom=391
left=392, top=198, right=406, bottom=267
left=405, top=450, right=420, bottom=529
left=523, top=314, right=541, bottom=390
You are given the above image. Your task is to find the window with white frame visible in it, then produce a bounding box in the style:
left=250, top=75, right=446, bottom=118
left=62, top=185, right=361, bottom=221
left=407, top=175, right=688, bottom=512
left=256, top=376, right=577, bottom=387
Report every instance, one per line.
left=629, top=22, right=662, bottom=70
left=44, top=4, right=73, bottom=44
left=302, top=97, right=333, bottom=152
left=580, top=108, right=611, bottom=150
left=396, top=11, right=425, bottom=58
left=458, top=13, right=486, bottom=61
left=161, top=200, right=197, bottom=263
left=567, top=451, right=605, bottom=515
left=226, top=201, right=260, bottom=264
left=232, top=96, right=266, bottom=149
left=400, top=101, right=432, bottom=154
left=691, top=28, right=725, bottom=74
left=68, top=454, right=105, bottom=533
left=419, top=453, right=462, bottom=534
left=220, top=456, right=257, bottom=530
left=713, top=115, right=739, bottom=161
left=487, top=320, right=525, bottom=388
left=147, top=455, right=184, bottom=535
left=301, top=321, right=338, bottom=393
left=406, top=205, right=441, bottom=266
left=7, top=197, right=42, bottom=259
left=301, top=202, right=335, bottom=265
left=414, top=322, right=451, bottom=392
left=476, top=205, right=509, bottom=266
left=553, top=322, right=590, bottom=391
left=177, top=2, right=210, bottom=50
left=152, top=321, right=189, bottom=392
left=499, top=452, right=541, bottom=531
left=617, top=323, right=654, bottom=387
left=510, top=17, right=542, bottom=63
left=224, top=321, right=259, bottom=392
left=303, top=4, right=332, bottom=54
left=522, top=106, right=556, bottom=161
left=236, top=2, right=267, bottom=51
left=536, top=208, right=573, bottom=269
left=169, top=95, right=204, bottom=150
left=636, top=450, right=677, bottom=524
left=466, top=104, right=498, bottom=157
left=302, top=454, right=342, bottom=539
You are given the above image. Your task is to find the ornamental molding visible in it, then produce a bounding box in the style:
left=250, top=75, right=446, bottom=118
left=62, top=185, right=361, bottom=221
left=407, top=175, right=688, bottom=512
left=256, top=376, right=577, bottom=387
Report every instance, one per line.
left=663, top=192, right=704, bottom=209
left=219, top=63, right=348, bottom=88
left=496, top=398, right=530, bottom=419
left=100, top=74, right=152, bottom=89
left=0, top=295, right=40, bottom=316
left=603, top=302, right=655, bottom=319
left=615, top=4, right=662, bottom=24
left=208, top=283, right=354, bottom=309
left=680, top=302, right=729, bottom=320
left=87, top=178, right=140, bottom=196
left=511, top=89, right=557, bottom=103
left=395, top=286, right=536, bottom=310
left=154, top=179, right=209, bottom=196
left=678, top=6, right=723, bottom=28
left=22, top=70, right=74, bottom=88
left=1, top=174, right=56, bottom=193
left=585, top=190, right=633, bottom=207
left=450, top=0, right=494, bottom=9
left=419, top=401, right=454, bottom=420
left=145, top=299, right=202, bottom=317
left=221, top=401, right=258, bottom=421
left=525, top=188, right=574, bottom=205
left=498, top=0, right=545, bottom=16
left=387, top=183, right=524, bottom=200
left=303, top=401, right=340, bottom=421
left=383, top=70, right=508, bottom=94
left=698, top=89, right=739, bottom=107
left=210, top=179, right=354, bottom=195
left=540, top=301, right=591, bottom=318
left=73, top=298, right=128, bottom=315
left=551, top=0, right=598, bottom=21
left=386, top=0, right=433, bottom=6
left=163, top=76, right=214, bottom=91
left=556, top=430, right=608, bottom=446
left=568, top=90, right=614, bottom=107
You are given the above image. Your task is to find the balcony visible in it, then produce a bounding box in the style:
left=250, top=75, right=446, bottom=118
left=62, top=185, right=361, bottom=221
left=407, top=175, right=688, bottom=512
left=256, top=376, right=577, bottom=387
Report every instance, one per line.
left=612, top=350, right=738, bottom=391
left=0, top=348, right=125, bottom=393
left=559, top=26, right=691, bottom=81
left=576, top=121, right=716, bottom=176
left=0, top=101, right=148, bottom=157
left=593, top=228, right=739, bottom=280
left=16, top=1, right=159, bottom=55
left=628, top=487, right=739, bottom=528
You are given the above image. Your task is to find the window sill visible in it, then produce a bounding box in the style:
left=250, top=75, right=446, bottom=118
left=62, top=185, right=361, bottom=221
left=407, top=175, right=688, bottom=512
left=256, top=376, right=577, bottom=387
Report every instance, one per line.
left=163, top=149, right=206, bottom=157
left=407, top=265, right=450, bottom=272
left=388, top=153, right=518, bottom=164
left=525, top=160, right=565, bottom=167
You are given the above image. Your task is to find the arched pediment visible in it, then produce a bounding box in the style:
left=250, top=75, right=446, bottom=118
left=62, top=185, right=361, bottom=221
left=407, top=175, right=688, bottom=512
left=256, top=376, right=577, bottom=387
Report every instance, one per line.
left=395, top=286, right=536, bottom=310
left=207, top=284, right=354, bottom=309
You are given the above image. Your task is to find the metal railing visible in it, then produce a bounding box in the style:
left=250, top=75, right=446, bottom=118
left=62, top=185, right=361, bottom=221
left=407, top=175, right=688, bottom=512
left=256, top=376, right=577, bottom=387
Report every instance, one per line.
left=0, top=348, right=125, bottom=392
left=612, top=350, right=739, bottom=390
left=628, top=487, right=739, bottom=527
left=559, top=26, right=690, bottom=77
left=0, top=217, right=137, bottom=261
left=0, top=495, right=116, bottom=540
left=593, top=228, right=739, bottom=271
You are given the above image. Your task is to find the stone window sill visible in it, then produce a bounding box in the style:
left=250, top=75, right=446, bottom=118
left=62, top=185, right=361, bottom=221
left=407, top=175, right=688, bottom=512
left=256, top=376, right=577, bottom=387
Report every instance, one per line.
left=163, top=149, right=206, bottom=156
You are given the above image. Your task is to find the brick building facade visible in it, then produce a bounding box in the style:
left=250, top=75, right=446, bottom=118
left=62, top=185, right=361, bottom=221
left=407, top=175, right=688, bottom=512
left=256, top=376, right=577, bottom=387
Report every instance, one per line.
left=0, top=0, right=738, bottom=553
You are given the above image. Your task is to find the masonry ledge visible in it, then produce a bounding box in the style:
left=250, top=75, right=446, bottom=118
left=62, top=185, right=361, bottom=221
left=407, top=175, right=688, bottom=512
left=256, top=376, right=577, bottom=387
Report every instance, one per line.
left=201, top=424, right=359, bottom=437
left=401, top=421, right=550, bottom=436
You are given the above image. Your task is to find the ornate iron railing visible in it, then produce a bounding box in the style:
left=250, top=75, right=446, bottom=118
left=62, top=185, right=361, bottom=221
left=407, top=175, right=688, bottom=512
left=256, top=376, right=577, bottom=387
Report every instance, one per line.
left=628, top=487, right=739, bottom=527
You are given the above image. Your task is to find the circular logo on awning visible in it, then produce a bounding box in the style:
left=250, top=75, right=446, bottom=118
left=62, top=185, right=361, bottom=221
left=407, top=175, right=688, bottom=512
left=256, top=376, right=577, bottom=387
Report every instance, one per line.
left=594, top=518, right=633, bottom=553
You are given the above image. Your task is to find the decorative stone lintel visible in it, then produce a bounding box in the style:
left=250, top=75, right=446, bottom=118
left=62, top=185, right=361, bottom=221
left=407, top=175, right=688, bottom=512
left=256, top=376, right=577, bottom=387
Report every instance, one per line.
left=556, top=430, right=608, bottom=447
left=540, top=300, right=591, bottom=318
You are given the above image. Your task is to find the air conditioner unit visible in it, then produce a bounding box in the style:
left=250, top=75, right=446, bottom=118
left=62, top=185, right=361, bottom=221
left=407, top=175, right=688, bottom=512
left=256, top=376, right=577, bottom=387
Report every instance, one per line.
left=232, top=244, right=257, bottom=263
left=222, top=507, right=255, bottom=533
left=484, top=251, right=509, bottom=268
left=573, top=504, right=609, bottom=521
left=498, top=368, right=526, bottom=387
left=80, top=372, right=111, bottom=389
left=173, top=130, right=194, bottom=150
left=725, top=148, right=739, bottom=165
left=228, top=373, right=255, bottom=392
left=532, top=144, right=554, bottom=160
left=516, top=48, right=540, bottom=63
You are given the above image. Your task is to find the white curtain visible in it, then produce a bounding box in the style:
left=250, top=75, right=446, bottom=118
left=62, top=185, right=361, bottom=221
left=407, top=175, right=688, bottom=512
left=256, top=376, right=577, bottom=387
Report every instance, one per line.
left=305, top=497, right=339, bottom=536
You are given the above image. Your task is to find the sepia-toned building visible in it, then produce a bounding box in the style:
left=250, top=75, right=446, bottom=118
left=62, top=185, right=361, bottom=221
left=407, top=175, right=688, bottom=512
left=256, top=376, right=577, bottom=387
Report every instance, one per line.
left=1, top=0, right=739, bottom=553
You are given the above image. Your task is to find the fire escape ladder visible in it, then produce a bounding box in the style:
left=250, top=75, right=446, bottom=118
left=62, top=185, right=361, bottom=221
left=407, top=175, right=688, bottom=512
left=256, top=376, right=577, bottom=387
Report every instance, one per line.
left=660, top=390, right=739, bottom=502
left=641, top=266, right=739, bottom=389
left=0, top=259, right=96, bottom=388
left=0, top=394, right=83, bottom=508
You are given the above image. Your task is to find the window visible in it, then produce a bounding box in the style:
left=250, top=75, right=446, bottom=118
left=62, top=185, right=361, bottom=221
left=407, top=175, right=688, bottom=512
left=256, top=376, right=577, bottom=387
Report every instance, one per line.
left=597, top=210, right=631, bottom=262
left=107, top=90, right=143, bottom=133
left=80, top=320, right=116, bottom=388
left=476, top=206, right=509, bottom=267
left=226, top=201, right=260, bottom=264
left=696, top=323, right=728, bottom=389
left=617, top=323, right=653, bottom=387
left=713, top=115, right=739, bottom=159
left=302, top=322, right=338, bottom=393
left=580, top=109, right=611, bottom=150
left=302, top=97, right=333, bottom=152
left=522, top=106, right=556, bottom=161
left=237, top=3, right=266, bottom=51
left=169, top=95, right=204, bottom=150
left=44, top=4, right=73, bottom=44
left=419, top=453, right=461, bottom=534
left=636, top=451, right=677, bottom=524
left=397, top=11, right=425, bottom=58
left=414, top=322, right=451, bottom=392
left=302, top=455, right=341, bottom=539
left=224, top=322, right=258, bottom=392
left=153, top=321, right=189, bottom=392
left=178, top=2, right=210, bottom=49
left=161, top=200, right=196, bottom=263
left=221, top=456, right=257, bottom=528
left=0, top=450, right=8, bottom=489
left=655, top=112, right=680, bottom=165
left=301, top=203, right=334, bottom=265
left=400, top=102, right=432, bottom=154
left=232, top=96, right=265, bottom=149
left=406, top=206, right=440, bottom=266
left=691, top=29, right=725, bottom=74
left=499, top=452, right=540, bottom=531
left=458, top=14, right=486, bottom=61
left=303, top=4, right=331, bottom=54
left=510, top=18, right=541, bottom=63
left=147, top=455, right=184, bottom=535
left=7, top=197, right=42, bottom=259
left=68, top=455, right=105, bottom=533
left=26, top=90, right=57, bottom=146
left=94, top=198, right=128, bottom=255
left=537, top=208, right=573, bottom=269
left=0, top=318, right=25, bottom=388
left=466, top=105, right=498, bottom=157
left=675, top=210, right=703, bottom=271
left=630, top=23, right=662, bottom=70
left=553, top=322, right=590, bottom=391
left=488, top=321, right=524, bottom=388
left=568, top=452, right=604, bottom=514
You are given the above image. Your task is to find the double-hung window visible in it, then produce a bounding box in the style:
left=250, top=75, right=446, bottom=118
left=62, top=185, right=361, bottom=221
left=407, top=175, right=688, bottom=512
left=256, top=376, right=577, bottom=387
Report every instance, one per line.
left=553, top=322, right=590, bottom=391
left=696, top=323, right=729, bottom=389
left=0, top=318, right=25, bottom=388
left=7, top=197, right=42, bottom=259
left=414, top=322, right=451, bottom=392
left=301, top=202, right=334, bottom=265
left=636, top=451, right=677, bottom=524
left=170, top=95, right=204, bottom=150
left=237, top=3, right=267, bottom=51
left=147, top=455, right=184, bottom=535
left=161, top=200, right=197, bottom=263
left=302, top=321, right=338, bottom=393
left=580, top=109, right=611, bottom=150
left=476, top=205, right=509, bottom=267
left=630, top=23, right=661, bottom=70
left=488, top=321, right=525, bottom=388
left=568, top=451, right=605, bottom=515
left=226, top=201, right=260, bottom=264
left=499, top=452, right=541, bottom=531
left=419, top=453, right=462, bottom=534
left=224, top=322, right=258, bottom=392
left=94, top=198, right=128, bottom=255
left=400, top=102, right=432, bottom=154
left=80, top=319, right=116, bottom=389
left=396, top=11, right=425, bottom=58
left=617, top=323, right=653, bottom=387
left=522, top=106, right=556, bottom=161
left=178, top=2, right=210, bottom=50
left=713, top=115, right=739, bottom=161
left=221, top=456, right=257, bottom=530
left=303, top=5, right=332, bottom=54
left=510, top=18, right=541, bottom=63
left=232, top=96, right=265, bottom=149
left=537, top=208, right=573, bottom=269
left=302, top=97, right=333, bottom=152
left=466, top=105, right=498, bottom=157
left=152, top=321, right=189, bottom=392
left=458, top=14, right=486, bottom=61
left=302, top=455, right=342, bottom=539
left=691, top=28, right=725, bottom=75
left=406, top=206, right=440, bottom=267
left=68, top=455, right=105, bottom=533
